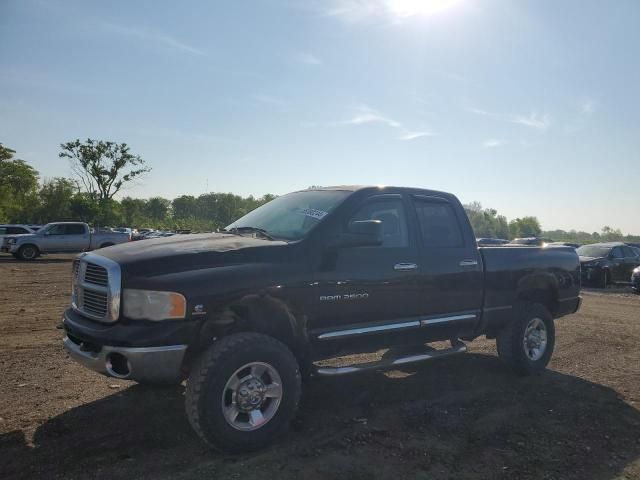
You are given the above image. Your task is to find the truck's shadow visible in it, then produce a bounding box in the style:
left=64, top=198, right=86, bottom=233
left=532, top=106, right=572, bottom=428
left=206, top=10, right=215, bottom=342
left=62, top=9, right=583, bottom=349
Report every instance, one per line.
left=2, top=354, right=639, bottom=480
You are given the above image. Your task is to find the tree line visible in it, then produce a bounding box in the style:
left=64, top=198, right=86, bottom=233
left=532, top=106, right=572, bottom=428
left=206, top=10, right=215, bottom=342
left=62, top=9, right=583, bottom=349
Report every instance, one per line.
left=1, top=140, right=638, bottom=242
left=464, top=202, right=640, bottom=244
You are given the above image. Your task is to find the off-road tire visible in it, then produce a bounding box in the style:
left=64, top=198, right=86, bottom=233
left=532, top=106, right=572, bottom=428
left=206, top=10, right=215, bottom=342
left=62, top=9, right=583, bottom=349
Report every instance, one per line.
left=17, top=244, right=39, bottom=261
left=185, top=333, right=301, bottom=452
left=496, top=302, right=555, bottom=376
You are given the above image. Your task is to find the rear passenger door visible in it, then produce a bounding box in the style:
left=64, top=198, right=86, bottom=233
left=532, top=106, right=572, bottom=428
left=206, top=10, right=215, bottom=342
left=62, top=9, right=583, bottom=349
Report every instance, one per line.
left=410, top=195, right=483, bottom=338
left=61, top=224, right=90, bottom=251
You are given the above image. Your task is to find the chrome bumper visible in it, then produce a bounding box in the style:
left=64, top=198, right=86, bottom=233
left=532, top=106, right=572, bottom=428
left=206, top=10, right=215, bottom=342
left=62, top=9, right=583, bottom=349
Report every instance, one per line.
left=63, top=335, right=187, bottom=384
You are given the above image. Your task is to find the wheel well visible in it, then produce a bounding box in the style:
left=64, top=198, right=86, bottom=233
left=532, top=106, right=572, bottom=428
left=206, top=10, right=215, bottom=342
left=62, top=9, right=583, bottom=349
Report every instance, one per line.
left=517, top=288, right=558, bottom=316
left=193, top=295, right=309, bottom=369
left=99, top=242, right=114, bottom=248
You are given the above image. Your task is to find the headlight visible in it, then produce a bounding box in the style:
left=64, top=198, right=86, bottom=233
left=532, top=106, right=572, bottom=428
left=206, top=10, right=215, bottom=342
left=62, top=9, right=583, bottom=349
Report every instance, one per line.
left=7, top=238, right=16, bottom=244
left=122, top=289, right=186, bottom=321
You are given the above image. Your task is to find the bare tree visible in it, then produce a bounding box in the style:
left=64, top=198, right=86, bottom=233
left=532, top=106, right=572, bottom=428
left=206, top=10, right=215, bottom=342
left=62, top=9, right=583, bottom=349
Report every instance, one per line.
left=59, top=139, right=150, bottom=201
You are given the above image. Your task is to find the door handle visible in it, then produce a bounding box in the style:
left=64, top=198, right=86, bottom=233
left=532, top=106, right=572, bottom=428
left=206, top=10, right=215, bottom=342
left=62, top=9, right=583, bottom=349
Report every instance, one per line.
left=459, top=260, right=478, bottom=267
left=394, top=263, right=418, bottom=271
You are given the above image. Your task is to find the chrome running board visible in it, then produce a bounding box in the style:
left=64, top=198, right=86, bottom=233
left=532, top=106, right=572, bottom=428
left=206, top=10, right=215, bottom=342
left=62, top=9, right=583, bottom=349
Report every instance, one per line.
left=314, top=340, right=467, bottom=376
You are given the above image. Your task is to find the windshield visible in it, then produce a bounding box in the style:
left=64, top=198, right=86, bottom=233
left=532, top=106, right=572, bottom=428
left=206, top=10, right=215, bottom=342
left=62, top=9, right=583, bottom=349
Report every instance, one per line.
left=576, top=245, right=611, bottom=258
left=225, top=190, right=351, bottom=241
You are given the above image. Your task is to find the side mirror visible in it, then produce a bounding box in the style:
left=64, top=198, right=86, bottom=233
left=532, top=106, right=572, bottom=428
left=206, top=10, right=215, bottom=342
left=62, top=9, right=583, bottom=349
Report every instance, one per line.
left=330, top=220, right=383, bottom=248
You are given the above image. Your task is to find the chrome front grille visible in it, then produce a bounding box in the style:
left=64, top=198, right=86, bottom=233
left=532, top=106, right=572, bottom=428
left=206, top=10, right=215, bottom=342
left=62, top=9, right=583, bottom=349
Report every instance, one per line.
left=84, top=263, right=108, bottom=286
left=72, top=253, right=121, bottom=323
left=82, top=289, right=109, bottom=316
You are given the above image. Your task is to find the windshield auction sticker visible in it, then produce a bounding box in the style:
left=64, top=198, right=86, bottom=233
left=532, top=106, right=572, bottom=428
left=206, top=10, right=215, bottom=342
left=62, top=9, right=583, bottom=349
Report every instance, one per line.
left=297, top=208, right=328, bottom=220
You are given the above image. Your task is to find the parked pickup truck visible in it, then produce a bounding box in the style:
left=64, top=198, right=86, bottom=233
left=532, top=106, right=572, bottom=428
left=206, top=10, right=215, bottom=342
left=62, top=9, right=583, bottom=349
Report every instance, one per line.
left=2, top=222, right=129, bottom=260
left=61, top=186, right=581, bottom=452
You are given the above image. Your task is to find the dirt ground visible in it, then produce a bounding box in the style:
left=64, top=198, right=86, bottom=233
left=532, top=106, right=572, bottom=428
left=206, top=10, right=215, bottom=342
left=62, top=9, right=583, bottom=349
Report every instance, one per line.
left=1, top=254, right=639, bottom=480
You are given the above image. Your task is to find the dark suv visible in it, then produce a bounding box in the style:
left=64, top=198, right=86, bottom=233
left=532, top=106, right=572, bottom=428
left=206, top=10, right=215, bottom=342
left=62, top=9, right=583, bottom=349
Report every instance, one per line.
left=577, top=242, right=640, bottom=288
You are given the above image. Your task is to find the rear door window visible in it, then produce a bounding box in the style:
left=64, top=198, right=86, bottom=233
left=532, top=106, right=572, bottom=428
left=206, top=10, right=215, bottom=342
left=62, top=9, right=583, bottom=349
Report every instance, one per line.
left=413, top=199, right=464, bottom=248
left=65, top=224, right=86, bottom=235
left=611, top=247, right=624, bottom=259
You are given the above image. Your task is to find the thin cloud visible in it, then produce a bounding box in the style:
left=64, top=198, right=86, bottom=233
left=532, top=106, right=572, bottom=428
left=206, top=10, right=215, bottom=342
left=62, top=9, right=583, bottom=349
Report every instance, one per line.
left=482, top=139, right=507, bottom=149
left=343, top=105, right=402, bottom=128
left=293, top=52, right=322, bottom=66
left=103, top=23, right=208, bottom=56
left=511, top=112, right=550, bottom=130
left=338, top=105, right=434, bottom=141
left=468, top=107, right=551, bottom=131
left=398, top=131, right=435, bottom=141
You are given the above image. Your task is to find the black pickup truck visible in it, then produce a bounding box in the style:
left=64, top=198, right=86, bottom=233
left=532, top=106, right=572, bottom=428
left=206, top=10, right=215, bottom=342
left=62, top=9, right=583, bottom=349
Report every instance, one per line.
left=62, top=186, right=581, bottom=452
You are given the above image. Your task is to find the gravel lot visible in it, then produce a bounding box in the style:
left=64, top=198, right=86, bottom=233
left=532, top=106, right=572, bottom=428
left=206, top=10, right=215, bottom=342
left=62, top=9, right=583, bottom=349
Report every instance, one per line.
left=1, top=253, right=639, bottom=480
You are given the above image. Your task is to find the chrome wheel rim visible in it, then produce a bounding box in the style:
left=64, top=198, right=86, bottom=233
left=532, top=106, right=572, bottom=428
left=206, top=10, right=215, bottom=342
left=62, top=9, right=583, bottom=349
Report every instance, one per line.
left=221, top=362, right=283, bottom=431
left=523, top=317, right=547, bottom=361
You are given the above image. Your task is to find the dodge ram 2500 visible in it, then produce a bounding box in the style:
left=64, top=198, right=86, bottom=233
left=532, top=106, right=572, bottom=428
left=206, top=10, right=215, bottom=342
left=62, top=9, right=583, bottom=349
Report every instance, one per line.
left=61, top=186, right=581, bottom=452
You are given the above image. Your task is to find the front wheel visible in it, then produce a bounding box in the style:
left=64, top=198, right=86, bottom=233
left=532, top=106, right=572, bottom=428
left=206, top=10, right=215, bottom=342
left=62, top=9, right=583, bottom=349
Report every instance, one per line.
left=496, top=302, right=555, bottom=376
left=17, top=244, right=39, bottom=261
left=185, top=333, right=301, bottom=452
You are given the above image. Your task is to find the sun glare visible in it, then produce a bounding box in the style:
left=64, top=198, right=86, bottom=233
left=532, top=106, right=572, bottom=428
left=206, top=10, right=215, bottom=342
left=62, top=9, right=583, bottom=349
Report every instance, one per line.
left=386, top=0, right=462, bottom=19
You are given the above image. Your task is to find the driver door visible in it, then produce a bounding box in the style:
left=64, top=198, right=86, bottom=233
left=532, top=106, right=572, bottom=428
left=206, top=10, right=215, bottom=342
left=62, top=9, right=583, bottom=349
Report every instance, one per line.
left=312, top=194, right=422, bottom=339
left=40, top=224, right=68, bottom=251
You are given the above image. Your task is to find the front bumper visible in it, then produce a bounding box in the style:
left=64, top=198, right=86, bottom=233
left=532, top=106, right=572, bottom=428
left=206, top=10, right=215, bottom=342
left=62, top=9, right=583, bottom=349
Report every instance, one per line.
left=63, top=335, right=187, bottom=384
left=62, top=308, right=195, bottom=384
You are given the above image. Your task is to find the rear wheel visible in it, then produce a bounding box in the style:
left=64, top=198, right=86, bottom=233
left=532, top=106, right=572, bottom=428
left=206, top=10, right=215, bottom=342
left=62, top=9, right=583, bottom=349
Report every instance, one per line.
left=185, top=333, right=301, bottom=452
left=496, top=302, right=555, bottom=376
left=17, top=245, right=39, bottom=261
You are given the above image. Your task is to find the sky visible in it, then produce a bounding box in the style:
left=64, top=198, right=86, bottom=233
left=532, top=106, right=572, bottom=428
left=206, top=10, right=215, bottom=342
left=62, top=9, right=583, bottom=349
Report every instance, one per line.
left=1, top=0, right=639, bottom=234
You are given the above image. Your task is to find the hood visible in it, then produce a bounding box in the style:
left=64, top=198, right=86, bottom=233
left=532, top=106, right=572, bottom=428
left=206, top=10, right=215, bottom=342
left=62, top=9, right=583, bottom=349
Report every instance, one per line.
left=579, top=256, right=605, bottom=264
left=2, top=233, right=38, bottom=242
left=93, top=232, right=289, bottom=277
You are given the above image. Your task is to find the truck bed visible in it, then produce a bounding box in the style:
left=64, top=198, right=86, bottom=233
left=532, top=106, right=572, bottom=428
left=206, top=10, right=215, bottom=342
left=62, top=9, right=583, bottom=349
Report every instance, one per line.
left=478, top=246, right=581, bottom=333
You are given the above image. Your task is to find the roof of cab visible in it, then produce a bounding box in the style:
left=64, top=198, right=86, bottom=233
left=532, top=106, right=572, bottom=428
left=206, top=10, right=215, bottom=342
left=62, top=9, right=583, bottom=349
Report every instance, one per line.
left=296, top=185, right=454, bottom=196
